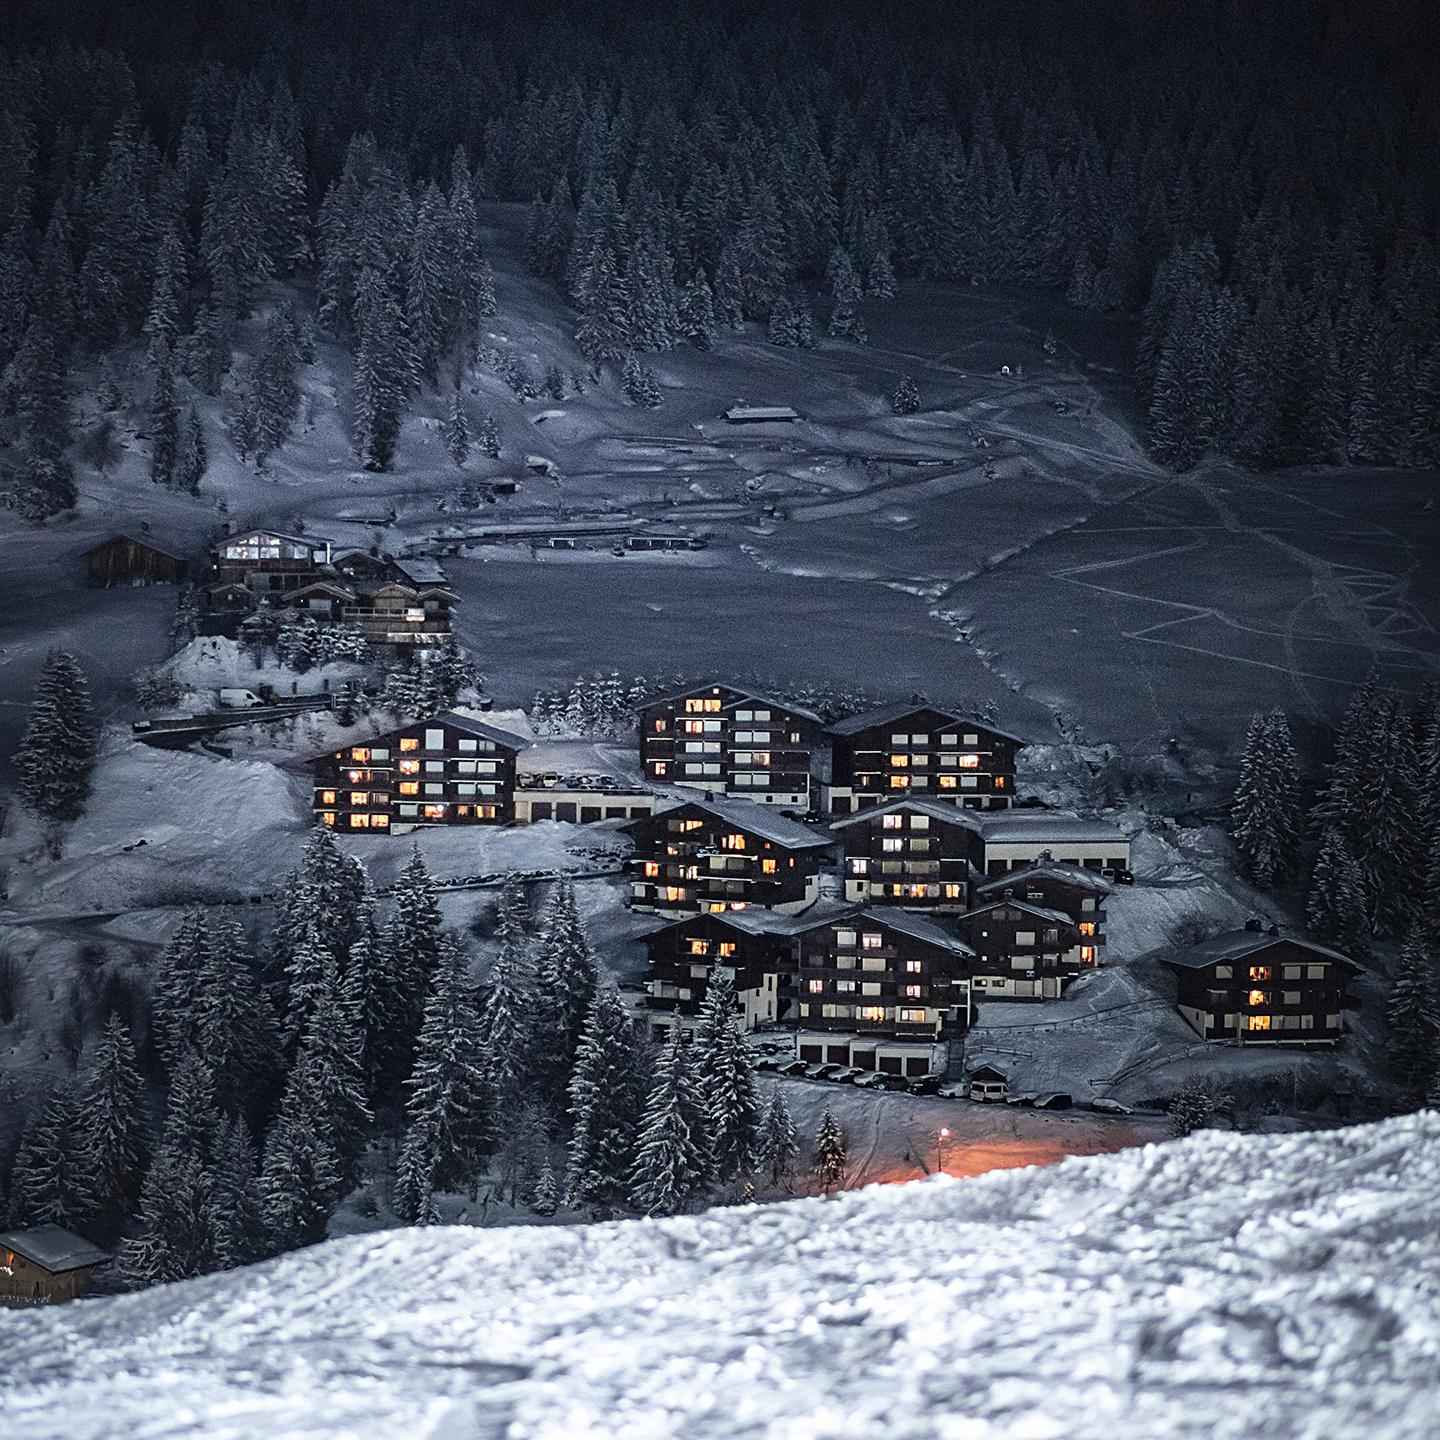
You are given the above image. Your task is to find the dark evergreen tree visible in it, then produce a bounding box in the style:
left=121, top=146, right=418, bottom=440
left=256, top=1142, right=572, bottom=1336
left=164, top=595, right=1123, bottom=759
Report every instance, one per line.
left=175, top=408, right=208, bottom=493
left=812, top=1105, right=847, bottom=1192
left=479, top=414, right=501, bottom=459
left=892, top=376, right=921, bottom=415
left=756, top=1090, right=799, bottom=1186
left=1230, top=710, right=1302, bottom=889
left=621, top=353, right=661, bottom=408
left=443, top=389, right=470, bottom=467
left=528, top=880, right=599, bottom=1119
left=15, top=650, right=97, bottom=823
left=692, top=972, right=761, bottom=1184
left=149, top=347, right=180, bottom=487
left=1306, top=827, right=1369, bottom=959
left=1385, top=932, right=1437, bottom=1110
left=351, top=260, right=415, bottom=471
left=8, top=315, right=76, bottom=517
left=628, top=1028, right=709, bottom=1217
left=206, top=1114, right=266, bottom=1270
left=77, top=1015, right=149, bottom=1234
left=565, top=986, right=646, bottom=1209
left=11, top=1083, right=93, bottom=1227
left=378, top=847, right=446, bottom=1089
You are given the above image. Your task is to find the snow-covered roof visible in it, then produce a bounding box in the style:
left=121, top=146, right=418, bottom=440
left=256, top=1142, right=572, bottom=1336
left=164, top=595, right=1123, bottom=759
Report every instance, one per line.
left=216, top=528, right=331, bottom=551
left=826, top=702, right=1027, bottom=745
left=641, top=682, right=822, bottom=725
left=0, top=1225, right=110, bottom=1273
left=428, top=713, right=529, bottom=751
left=977, top=811, right=1130, bottom=845
left=646, top=908, right=812, bottom=941
left=723, top=405, right=800, bottom=421
left=390, top=558, right=450, bottom=586
left=631, top=796, right=834, bottom=850
left=975, top=858, right=1114, bottom=895
left=787, top=902, right=975, bottom=956
left=84, top=533, right=190, bottom=561
left=1160, top=929, right=1360, bottom=973
left=827, top=797, right=984, bottom=833
left=958, top=899, right=1076, bottom=928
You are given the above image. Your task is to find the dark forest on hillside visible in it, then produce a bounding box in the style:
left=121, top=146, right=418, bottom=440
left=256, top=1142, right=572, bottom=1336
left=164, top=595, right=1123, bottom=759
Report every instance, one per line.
left=1, top=0, right=1437, bottom=517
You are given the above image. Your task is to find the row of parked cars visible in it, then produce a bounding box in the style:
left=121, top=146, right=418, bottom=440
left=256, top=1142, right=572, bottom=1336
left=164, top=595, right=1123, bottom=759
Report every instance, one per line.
left=750, top=1054, right=949, bottom=1096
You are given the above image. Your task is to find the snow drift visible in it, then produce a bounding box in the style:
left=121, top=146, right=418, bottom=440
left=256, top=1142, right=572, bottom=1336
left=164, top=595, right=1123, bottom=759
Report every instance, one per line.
left=6, top=1116, right=1440, bottom=1440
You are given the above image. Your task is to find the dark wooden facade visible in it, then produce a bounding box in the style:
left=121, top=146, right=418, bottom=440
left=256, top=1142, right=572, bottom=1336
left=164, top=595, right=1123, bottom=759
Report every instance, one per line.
left=832, top=798, right=983, bottom=909
left=623, top=797, right=833, bottom=913
left=973, top=857, right=1111, bottom=956
left=824, top=703, right=1023, bottom=814
left=1161, top=929, right=1357, bottom=1045
left=0, top=1227, right=109, bottom=1307
left=792, top=906, right=974, bottom=1041
left=951, top=899, right=1080, bottom=1001
left=639, top=910, right=797, bottom=1032
left=85, top=534, right=189, bottom=587
left=312, top=713, right=525, bottom=831
left=638, top=683, right=820, bottom=808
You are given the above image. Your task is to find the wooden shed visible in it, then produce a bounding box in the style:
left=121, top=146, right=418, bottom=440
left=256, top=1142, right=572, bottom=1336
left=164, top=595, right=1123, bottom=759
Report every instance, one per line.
left=85, top=534, right=190, bottom=587
left=0, top=1226, right=111, bottom=1306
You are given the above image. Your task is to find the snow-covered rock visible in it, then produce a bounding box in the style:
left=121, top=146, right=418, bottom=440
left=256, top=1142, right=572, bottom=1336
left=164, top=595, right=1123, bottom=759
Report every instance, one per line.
left=6, top=1115, right=1439, bottom=1440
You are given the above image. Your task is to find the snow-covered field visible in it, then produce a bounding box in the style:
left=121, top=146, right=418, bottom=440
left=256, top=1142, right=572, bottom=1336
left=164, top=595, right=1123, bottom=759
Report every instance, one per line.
left=6, top=1114, right=1438, bottom=1440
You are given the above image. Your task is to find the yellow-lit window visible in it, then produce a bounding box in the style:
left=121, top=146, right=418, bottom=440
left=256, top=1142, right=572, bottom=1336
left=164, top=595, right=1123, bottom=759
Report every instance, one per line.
left=679, top=819, right=703, bottom=832
left=943, top=883, right=962, bottom=899
left=861, top=932, right=883, bottom=950
left=859, top=1006, right=886, bottom=1023
left=688, top=939, right=709, bottom=955
left=889, top=753, right=909, bottom=768
left=903, top=985, right=922, bottom=999
left=399, top=782, right=420, bottom=796
left=1080, top=946, right=1095, bottom=964
left=939, top=775, right=957, bottom=789
left=373, top=814, right=390, bottom=828
left=705, top=901, right=726, bottom=913
left=400, top=738, right=419, bottom=752
left=808, top=979, right=824, bottom=994
left=424, top=804, right=446, bottom=819
left=882, top=814, right=904, bottom=830
left=722, top=833, right=747, bottom=850
left=1079, top=921, right=1097, bottom=937
left=350, top=791, right=368, bottom=805
left=958, top=754, right=979, bottom=769
left=652, top=718, right=666, bottom=731
left=717, top=942, right=736, bottom=958
left=994, top=776, right=1006, bottom=789
left=320, top=812, right=336, bottom=827
left=889, top=775, right=911, bottom=789
left=761, top=858, right=778, bottom=874
left=653, top=761, right=669, bottom=775
left=665, top=886, right=687, bottom=902
left=1248, top=989, right=1270, bottom=1006
left=457, top=806, right=471, bottom=816
left=321, top=790, right=337, bottom=805
left=399, top=759, right=420, bottom=774
left=1249, top=966, right=1272, bottom=981
left=1248, top=1014, right=1272, bottom=1032
left=349, top=814, right=370, bottom=829
left=351, top=747, right=370, bottom=762
left=891, top=883, right=905, bottom=896
left=644, top=861, right=661, bottom=878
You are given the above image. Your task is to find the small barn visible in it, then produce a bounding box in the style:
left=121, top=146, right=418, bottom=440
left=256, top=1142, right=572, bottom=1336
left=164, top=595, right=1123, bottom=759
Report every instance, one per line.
left=0, top=1226, right=111, bottom=1307
left=723, top=405, right=801, bottom=424
left=968, top=1064, right=1010, bottom=1103
left=85, top=534, right=190, bottom=587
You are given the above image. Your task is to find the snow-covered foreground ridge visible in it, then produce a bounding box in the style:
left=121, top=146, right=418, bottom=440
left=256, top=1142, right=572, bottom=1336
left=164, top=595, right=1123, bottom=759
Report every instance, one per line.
left=7, top=1118, right=1440, bottom=1440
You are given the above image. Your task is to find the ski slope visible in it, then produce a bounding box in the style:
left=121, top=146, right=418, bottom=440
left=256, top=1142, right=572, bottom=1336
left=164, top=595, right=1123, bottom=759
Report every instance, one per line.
left=5, top=1114, right=1439, bottom=1440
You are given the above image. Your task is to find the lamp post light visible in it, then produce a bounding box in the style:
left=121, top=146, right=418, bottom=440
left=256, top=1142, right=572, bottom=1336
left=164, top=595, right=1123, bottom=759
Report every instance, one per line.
left=935, top=1126, right=951, bottom=1175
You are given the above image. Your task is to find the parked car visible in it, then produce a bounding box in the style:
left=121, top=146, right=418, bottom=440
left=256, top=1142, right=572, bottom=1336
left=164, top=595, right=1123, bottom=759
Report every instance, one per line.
left=778, top=1059, right=810, bottom=1077
left=831, top=1067, right=865, bottom=1085
left=905, top=1075, right=942, bottom=1096
left=811, top=1063, right=842, bottom=1079
left=854, top=1072, right=890, bottom=1090
left=750, top=1056, right=781, bottom=1073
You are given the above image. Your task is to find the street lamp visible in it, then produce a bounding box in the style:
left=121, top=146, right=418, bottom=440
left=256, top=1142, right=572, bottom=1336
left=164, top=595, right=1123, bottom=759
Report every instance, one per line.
left=935, top=1127, right=951, bottom=1175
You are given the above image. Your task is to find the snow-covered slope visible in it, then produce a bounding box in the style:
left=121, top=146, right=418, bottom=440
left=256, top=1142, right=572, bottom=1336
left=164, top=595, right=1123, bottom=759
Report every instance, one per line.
left=6, top=1117, right=1440, bottom=1440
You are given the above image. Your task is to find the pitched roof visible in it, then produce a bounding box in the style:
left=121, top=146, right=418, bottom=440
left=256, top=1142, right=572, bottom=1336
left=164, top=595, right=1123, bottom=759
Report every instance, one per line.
left=428, top=712, right=528, bottom=751
left=647, top=908, right=813, bottom=940
left=975, top=858, right=1114, bottom=895
left=0, top=1226, right=111, bottom=1272
left=969, top=1064, right=1008, bottom=1082
left=957, top=899, right=1076, bottom=927
left=786, top=903, right=975, bottom=957
left=216, top=528, right=330, bottom=551
left=826, top=702, right=1027, bottom=745
left=390, top=557, right=450, bottom=586
left=1160, top=929, right=1361, bottom=973
left=827, top=797, right=984, bottom=833
left=629, top=795, right=834, bottom=850
left=84, top=533, right=190, bottom=562
left=977, top=811, right=1130, bottom=846
left=642, top=682, right=821, bottom=725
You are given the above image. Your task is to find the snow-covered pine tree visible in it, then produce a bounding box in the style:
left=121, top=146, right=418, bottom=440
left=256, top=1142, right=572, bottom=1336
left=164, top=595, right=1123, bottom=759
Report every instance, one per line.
left=628, top=1028, right=709, bottom=1217
left=196, top=915, right=283, bottom=1107
left=479, top=413, right=501, bottom=459
left=768, top=294, right=798, bottom=347
left=1306, top=826, right=1369, bottom=959
left=378, top=847, right=447, bottom=1089
left=77, top=1014, right=149, bottom=1234
left=274, top=827, right=370, bottom=1020
left=692, top=971, right=761, bottom=1184
left=10, top=1082, right=94, bottom=1228
left=258, top=1098, right=342, bottom=1253
left=205, top=1113, right=266, bottom=1270
left=1230, top=709, right=1302, bottom=889
left=892, top=376, right=920, bottom=415
left=394, top=934, right=491, bottom=1222
left=251, top=307, right=303, bottom=459
left=149, top=347, right=180, bottom=487
left=143, top=224, right=187, bottom=361
left=405, top=183, right=454, bottom=386
left=574, top=243, right=631, bottom=369
left=529, top=1160, right=560, bottom=1216
left=866, top=251, right=897, bottom=299
left=826, top=246, right=867, bottom=342
left=176, top=407, right=208, bottom=493
left=352, top=258, right=415, bottom=471
left=16, top=649, right=97, bottom=822
left=480, top=882, right=536, bottom=1115
left=756, top=1090, right=799, bottom=1186
left=621, top=352, right=662, bottom=407
left=565, top=986, right=647, bottom=1209
left=528, top=879, right=599, bottom=1118
left=812, top=1105, right=847, bottom=1192
left=678, top=273, right=717, bottom=349
left=1167, top=1077, right=1217, bottom=1137
left=545, top=365, right=567, bottom=400
left=1385, top=931, right=1437, bottom=1109
left=9, top=314, right=77, bottom=517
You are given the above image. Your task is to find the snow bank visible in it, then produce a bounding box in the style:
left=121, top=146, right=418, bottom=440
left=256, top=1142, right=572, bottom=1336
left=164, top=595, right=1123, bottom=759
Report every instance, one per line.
left=6, top=1116, right=1439, bottom=1440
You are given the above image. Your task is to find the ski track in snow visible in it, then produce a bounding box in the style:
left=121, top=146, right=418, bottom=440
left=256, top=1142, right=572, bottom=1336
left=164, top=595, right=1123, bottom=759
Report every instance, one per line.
left=5, top=1116, right=1440, bottom=1440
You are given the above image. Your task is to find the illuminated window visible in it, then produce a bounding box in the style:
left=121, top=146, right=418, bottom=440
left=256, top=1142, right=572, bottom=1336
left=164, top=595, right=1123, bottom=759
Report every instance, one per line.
left=644, top=861, right=661, bottom=877
left=957, top=754, right=979, bottom=769
left=652, top=718, right=666, bottom=731
left=761, top=858, right=778, bottom=874
left=349, top=791, right=368, bottom=805
left=399, top=782, right=419, bottom=796
left=939, top=775, right=957, bottom=789
left=349, top=813, right=370, bottom=829
left=903, top=984, right=922, bottom=998
left=899, top=1007, right=926, bottom=1024
left=320, top=790, right=337, bottom=805
left=400, top=738, right=419, bottom=752
left=717, top=942, right=736, bottom=957
left=1248, top=989, right=1271, bottom=1006
left=689, top=939, right=709, bottom=955
left=423, top=803, right=447, bottom=819
left=905, top=960, right=923, bottom=973
left=665, top=886, right=687, bottom=903
left=399, top=759, right=420, bottom=774
left=861, top=932, right=883, bottom=950
left=721, top=833, right=747, bottom=850
left=882, top=837, right=903, bottom=853
left=679, top=819, right=703, bottom=832
left=1080, top=946, right=1095, bottom=964
left=808, top=979, right=824, bottom=994
left=1248, top=1014, right=1272, bottom=1032
left=994, top=776, right=1006, bottom=789
left=653, top=761, right=669, bottom=776
left=373, top=814, right=389, bottom=828
left=889, top=753, right=909, bottom=768
left=858, top=1006, right=886, bottom=1023
left=1248, top=966, right=1272, bottom=981
left=881, top=814, right=904, bottom=830
left=684, top=697, right=722, bottom=713
left=404, top=608, right=425, bottom=623
left=889, top=775, right=911, bottom=789
left=1079, top=921, right=1097, bottom=937
left=943, top=884, right=962, bottom=899
left=320, top=811, right=336, bottom=826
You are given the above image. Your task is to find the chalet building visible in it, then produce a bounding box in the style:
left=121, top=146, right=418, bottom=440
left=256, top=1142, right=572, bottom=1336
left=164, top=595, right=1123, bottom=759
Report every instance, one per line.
left=312, top=713, right=525, bottom=831
left=831, top=797, right=984, bottom=909
left=792, top=906, right=975, bottom=1043
left=622, top=796, right=834, bottom=914
left=822, top=703, right=1024, bottom=814
left=84, top=533, right=190, bottom=587
left=638, top=683, right=821, bottom=808
left=1, top=1227, right=110, bottom=1307
left=973, top=855, right=1113, bottom=953
left=1160, top=927, right=1358, bottom=1045
left=951, top=898, right=1081, bottom=1000
left=976, top=810, right=1131, bottom=878
left=212, top=528, right=334, bottom=591
left=637, top=909, right=800, bottom=1037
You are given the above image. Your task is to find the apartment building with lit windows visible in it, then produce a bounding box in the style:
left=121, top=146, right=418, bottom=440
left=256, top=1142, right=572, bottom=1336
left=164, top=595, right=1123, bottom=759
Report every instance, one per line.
left=951, top=898, right=1081, bottom=1000
left=1160, top=926, right=1357, bottom=1045
left=311, top=712, right=526, bottom=831
left=972, top=855, right=1112, bottom=954
left=822, top=703, right=1024, bottom=814
left=790, top=906, right=975, bottom=1067
left=622, top=796, right=834, bottom=914
left=637, top=683, right=821, bottom=808
left=830, top=798, right=983, bottom=909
